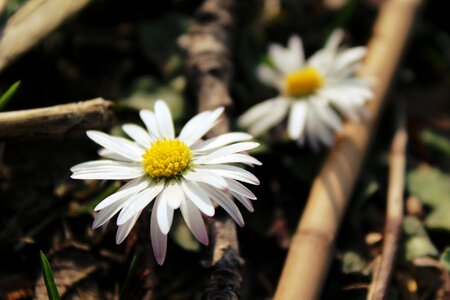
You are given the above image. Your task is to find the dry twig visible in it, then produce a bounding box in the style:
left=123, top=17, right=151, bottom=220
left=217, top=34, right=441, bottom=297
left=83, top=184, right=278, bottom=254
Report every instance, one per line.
left=180, top=0, right=242, bottom=298
left=0, top=98, right=114, bottom=139
left=367, top=102, right=407, bottom=300
left=273, top=0, right=422, bottom=299
left=0, top=0, right=93, bottom=72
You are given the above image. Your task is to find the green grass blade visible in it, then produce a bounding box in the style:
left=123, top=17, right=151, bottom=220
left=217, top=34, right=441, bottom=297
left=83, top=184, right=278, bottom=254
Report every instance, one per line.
left=0, top=81, right=21, bottom=111
left=119, top=253, right=139, bottom=300
left=39, top=251, right=61, bottom=300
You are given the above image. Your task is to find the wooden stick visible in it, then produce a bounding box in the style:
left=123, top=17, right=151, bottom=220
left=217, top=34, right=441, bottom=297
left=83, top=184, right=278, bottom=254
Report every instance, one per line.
left=0, top=98, right=114, bottom=138
left=367, top=102, right=407, bottom=300
left=180, top=0, right=242, bottom=298
left=273, top=0, right=422, bottom=299
left=0, top=0, right=92, bottom=72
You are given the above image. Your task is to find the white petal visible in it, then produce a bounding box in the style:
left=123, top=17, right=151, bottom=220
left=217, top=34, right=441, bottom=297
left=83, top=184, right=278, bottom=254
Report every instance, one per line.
left=325, top=29, right=344, bottom=53
left=92, top=198, right=128, bottom=229
left=94, top=177, right=150, bottom=211
left=180, top=197, right=208, bottom=245
left=191, top=132, right=253, bottom=152
left=225, top=178, right=256, bottom=200
left=98, top=148, right=130, bottom=161
left=116, top=211, right=141, bottom=244
left=122, top=124, right=152, bottom=148
left=150, top=199, right=167, bottom=265
left=195, top=142, right=259, bottom=163
left=156, top=192, right=174, bottom=235
left=269, top=43, right=291, bottom=74
left=332, top=47, right=366, bottom=73
left=181, top=180, right=215, bottom=216
left=315, top=102, right=342, bottom=132
left=139, top=109, right=161, bottom=140
left=71, top=160, right=144, bottom=180
left=154, top=100, right=175, bottom=139
left=86, top=131, right=144, bottom=161
left=256, top=64, right=283, bottom=89
left=178, top=111, right=210, bottom=141
left=230, top=191, right=255, bottom=212
left=287, top=35, right=304, bottom=70
left=197, top=165, right=260, bottom=185
left=239, top=97, right=286, bottom=128
left=288, top=101, right=308, bottom=140
left=200, top=184, right=244, bottom=227
left=306, top=105, right=334, bottom=147
left=163, top=181, right=184, bottom=209
left=117, top=181, right=164, bottom=225
left=245, top=98, right=290, bottom=137
left=198, top=153, right=262, bottom=166
left=180, top=107, right=224, bottom=146
left=184, top=170, right=228, bottom=190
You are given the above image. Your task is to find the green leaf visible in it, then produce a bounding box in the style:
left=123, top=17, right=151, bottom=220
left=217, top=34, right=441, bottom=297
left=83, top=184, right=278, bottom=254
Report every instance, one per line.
left=119, top=253, right=139, bottom=300
left=407, top=165, right=450, bottom=230
left=39, top=251, right=61, bottom=300
left=402, top=216, right=438, bottom=261
left=0, top=81, right=20, bottom=111
left=421, top=130, right=450, bottom=159
left=440, top=248, right=450, bottom=272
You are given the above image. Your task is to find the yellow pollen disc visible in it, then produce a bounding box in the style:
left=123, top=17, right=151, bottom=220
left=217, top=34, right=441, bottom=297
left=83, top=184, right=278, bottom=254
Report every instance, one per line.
left=142, top=139, right=192, bottom=179
left=284, top=67, right=323, bottom=97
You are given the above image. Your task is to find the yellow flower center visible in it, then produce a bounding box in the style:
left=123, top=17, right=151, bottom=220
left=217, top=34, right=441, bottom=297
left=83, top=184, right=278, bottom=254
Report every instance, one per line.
left=142, top=139, right=192, bottom=179
left=284, top=67, right=323, bottom=97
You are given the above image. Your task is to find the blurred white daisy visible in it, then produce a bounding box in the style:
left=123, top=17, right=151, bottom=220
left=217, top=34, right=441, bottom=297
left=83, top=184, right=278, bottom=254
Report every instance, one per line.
left=71, top=100, right=260, bottom=264
left=239, top=29, right=373, bottom=149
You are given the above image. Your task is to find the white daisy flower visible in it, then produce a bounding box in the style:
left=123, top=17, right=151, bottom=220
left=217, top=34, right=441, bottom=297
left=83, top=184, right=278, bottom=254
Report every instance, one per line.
left=239, top=29, right=373, bottom=149
left=71, top=100, right=260, bottom=265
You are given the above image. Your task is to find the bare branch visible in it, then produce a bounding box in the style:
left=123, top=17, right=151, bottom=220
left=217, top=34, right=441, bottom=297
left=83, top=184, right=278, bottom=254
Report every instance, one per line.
left=273, top=0, right=423, bottom=299
left=0, top=0, right=93, bottom=72
left=0, top=98, right=114, bottom=139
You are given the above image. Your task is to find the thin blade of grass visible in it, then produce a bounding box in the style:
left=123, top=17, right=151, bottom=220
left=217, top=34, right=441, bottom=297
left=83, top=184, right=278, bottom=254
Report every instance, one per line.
left=119, top=252, right=139, bottom=300
left=0, top=81, right=20, bottom=111
left=39, top=251, right=61, bottom=300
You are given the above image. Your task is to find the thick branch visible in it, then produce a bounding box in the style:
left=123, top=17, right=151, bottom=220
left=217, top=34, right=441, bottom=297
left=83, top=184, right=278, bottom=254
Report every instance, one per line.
left=367, top=103, right=407, bottom=300
left=180, top=0, right=242, bottom=298
left=0, top=0, right=92, bottom=72
left=0, top=98, right=114, bottom=138
left=273, top=0, right=422, bottom=299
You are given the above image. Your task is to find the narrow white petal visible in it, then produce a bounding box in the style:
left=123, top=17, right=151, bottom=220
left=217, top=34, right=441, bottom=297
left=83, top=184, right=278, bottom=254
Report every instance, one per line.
left=288, top=101, right=308, bottom=140
left=122, top=124, right=152, bottom=148
left=86, top=131, right=144, bottom=161
left=92, top=198, right=128, bottom=229
left=269, top=43, right=291, bottom=74
left=200, top=184, right=244, bottom=227
left=230, top=191, right=255, bottom=212
left=307, top=106, right=334, bottom=147
left=315, top=103, right=342, bottom=132
left=238, top=97, right=286, bottom=128
left=98, top=148, right=131, bottom=161
left=117, top=181, right=164, bottom=225
left=287, top=35, right=304, bottom=69
left=257, top=64, right=283, bottom=89
left=195, top=142, right=259, bottom=164
left=178, top=111, right=211, bottom=141
left=71, top=161, right=144, bottom=180
left=139, top=109, right=161, bottom=140
left=197, top=165, right=260, bottom=185
left=181, top=107, right=224, bottom=146
left=116, top=211, right=141, bottom=244
left=180, top=197, right=208, bottom=245
left=184, top=170, right=228, bottom=190
left=163, top=181, right=184, bottom=209
left=191, top=132, right=253, bottom=152
left=154, top=100, right=175, bottom=139
left=181, top=180, right=215, bottom=216
left=156, top=192, right=174, bottom=234
left=225, top=178, right=257, bottom=200
left=332, top=47, right=366, bottom=73
left=325, top=29, right=344, bottom=53
left=94, top=177, right=150, bottom=211
left=198, top=153, right=262, bottom=166
left=245, top=98, right=290, bottom=137
left=150, top=199, right=167, bottom=265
